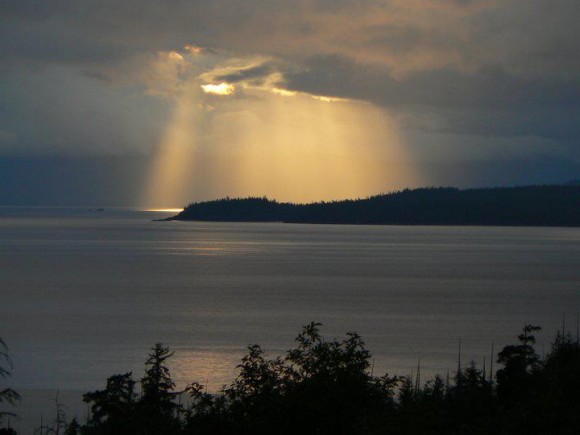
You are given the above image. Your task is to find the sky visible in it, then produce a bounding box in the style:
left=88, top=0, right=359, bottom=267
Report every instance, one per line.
left=1, top=0, right=579, bottom=207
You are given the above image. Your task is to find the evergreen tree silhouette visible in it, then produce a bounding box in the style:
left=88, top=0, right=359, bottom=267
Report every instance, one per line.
left=83, top=372, right=137, bottom=434
left=0, top=338, right=20, bottom=429
left=137, top=343, right=181, bottom=434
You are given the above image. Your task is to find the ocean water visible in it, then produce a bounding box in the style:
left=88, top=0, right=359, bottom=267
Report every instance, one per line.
left=1, top=206, right=579, bottom=429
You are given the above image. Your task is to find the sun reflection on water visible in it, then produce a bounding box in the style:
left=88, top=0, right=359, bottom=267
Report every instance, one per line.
left=143, top=208, right=184, bottom=213
left=169, top=349, right=241, bottom=393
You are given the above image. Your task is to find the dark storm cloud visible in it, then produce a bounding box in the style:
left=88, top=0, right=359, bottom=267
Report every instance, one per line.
left=284, top=54, right=580, bottom=144
left=212, top=64, right=277, bottom=84
left=286, top=55, right=580, bottom=111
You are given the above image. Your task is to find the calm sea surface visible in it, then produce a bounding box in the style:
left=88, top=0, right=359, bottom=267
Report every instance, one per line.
left=1, top=206, right=579, bottom=427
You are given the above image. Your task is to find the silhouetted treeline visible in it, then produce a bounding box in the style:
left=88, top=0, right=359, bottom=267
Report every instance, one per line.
left=0, top=338, right=19, bottom=435
left=173, top=196, right=296, bottom=222
left=170, top=185, right=580, bottom=226
left=18, top=322, right=578, bottom=435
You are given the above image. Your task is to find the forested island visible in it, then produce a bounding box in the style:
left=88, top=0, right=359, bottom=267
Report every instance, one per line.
left=168, top=185, right=580, bottom=226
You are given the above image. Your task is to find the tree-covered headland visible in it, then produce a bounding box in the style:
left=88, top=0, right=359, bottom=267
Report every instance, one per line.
left=169, top=185, right=580, bottom=226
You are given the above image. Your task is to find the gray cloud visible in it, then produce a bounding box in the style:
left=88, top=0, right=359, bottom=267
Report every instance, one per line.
left=285, top=55, right=580, bottom=110
left=283, top=55, right=580, bottom=147
left=2, top=1, right=578, bottom=77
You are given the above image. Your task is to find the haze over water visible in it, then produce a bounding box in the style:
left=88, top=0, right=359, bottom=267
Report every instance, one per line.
left=1, top=207, right=579, bottom=396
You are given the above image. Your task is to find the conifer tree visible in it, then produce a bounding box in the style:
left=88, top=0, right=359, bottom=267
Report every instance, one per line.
left=0, top=339, right=20, bottom=427
left=138, top=343, right=181, bottom=434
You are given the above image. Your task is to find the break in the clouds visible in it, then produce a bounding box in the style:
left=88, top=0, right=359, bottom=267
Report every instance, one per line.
left=0, top=0, right=579, bottom=205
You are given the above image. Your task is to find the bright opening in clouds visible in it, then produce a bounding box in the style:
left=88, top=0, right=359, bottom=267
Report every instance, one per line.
left=201, top=83, right=236, bottom=96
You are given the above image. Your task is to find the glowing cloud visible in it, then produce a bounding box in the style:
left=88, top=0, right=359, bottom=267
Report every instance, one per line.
left=201, top=83, right=235, bottom=95
left=168, top=51, right=184, bottom=61
left=271, top=88, right=298, bottom=97
left=184, top=45, right=204, bottom=55
left=311, top=95, right=350, bottom=103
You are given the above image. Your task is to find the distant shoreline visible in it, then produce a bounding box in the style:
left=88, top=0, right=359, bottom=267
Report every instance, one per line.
left=162, top=219, right=580, bottom=229
left=166, top=185, right=580, bottom=227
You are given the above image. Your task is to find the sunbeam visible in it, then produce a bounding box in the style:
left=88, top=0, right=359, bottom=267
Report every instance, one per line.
left=141, top=49, right=422, bottom=208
